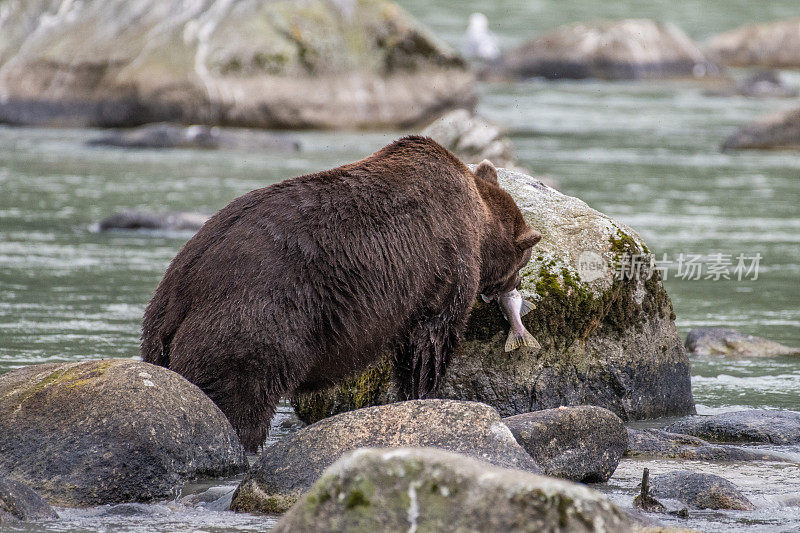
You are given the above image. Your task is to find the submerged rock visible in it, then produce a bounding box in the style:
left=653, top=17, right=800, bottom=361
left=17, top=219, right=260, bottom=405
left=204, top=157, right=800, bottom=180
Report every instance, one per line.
left=0, top=0, right=473, bottom=129
left=0, top=360, right=247, bottom=507
left=625, top=428, right=793, bottom=462
left=503, top=406, right=626, bottom=482
left=685, top=327, right=800, bottom=357
left=708, top=20, right=800, bottom=68
left=87, top=123, right=301, bottom=151
left=649, top=471, right=754, bottom=511
left=666, top=410, right=800, bottom=445
left=230, top=400, right=540, bottom=514
left=497, top=19, right=718, bottom=80
left=0, top=477, right=58, bottom=523
left=723, top=107, right=800, bottom=151
left=292, top=167, right=694, bottom=424
left=273, top=447, right=633, bottom=532
left=96, top=210, right=209, bottom=232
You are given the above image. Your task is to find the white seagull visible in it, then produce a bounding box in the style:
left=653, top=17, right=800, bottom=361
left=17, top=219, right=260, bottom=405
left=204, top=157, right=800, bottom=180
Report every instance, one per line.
left=462, top=12, right=500, bottom=62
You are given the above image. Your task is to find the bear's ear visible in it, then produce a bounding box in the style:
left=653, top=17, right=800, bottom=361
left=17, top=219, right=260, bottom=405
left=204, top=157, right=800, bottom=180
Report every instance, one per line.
left=474, top=159, right=498, bottom=185
left=515, top=227, right=542, bottom=250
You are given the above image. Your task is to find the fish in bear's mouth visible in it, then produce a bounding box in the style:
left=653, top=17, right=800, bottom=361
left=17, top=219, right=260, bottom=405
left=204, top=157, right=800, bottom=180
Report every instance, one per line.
left=482, top=289, right=541, bottom=352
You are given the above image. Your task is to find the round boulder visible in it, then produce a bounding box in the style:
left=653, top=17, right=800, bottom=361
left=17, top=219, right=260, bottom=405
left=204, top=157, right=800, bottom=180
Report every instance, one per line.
left=0, top=477, right=58, bottom=523
left=273, top=447, right=633, bottom=532
left=665, top=410, right=800, bottom=445
left=650, top=471, right=754, bottom=511
left=230, top=400, right=541, bottom=514
left=0, top=360, right=247, bottom=506
left=503, top=406, right=626, bottom=482
left=497, top=19, right=718, bottom=80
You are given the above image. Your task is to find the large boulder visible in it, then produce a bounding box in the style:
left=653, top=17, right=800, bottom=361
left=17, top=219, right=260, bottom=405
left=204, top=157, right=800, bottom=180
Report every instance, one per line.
left=0, top=360, right=247, bottom=507
left=649, top=471, right=754, bottom=511
left=0, top=0, right=473, bottom=129
left=503, top=406, right=626, bottom=482
left=273, top=447, right=633, bottom=532
left=708, top=19, right=800, bottom=68
left=625, top=428, right=793, bottom=462
left=722, top=107, right=800, bottom=151
left=685, top=327, right=800, bottom=357
left=0, top=477, right=58, bottom=524
left=292, top=167, right=695, bottom=424
left=497, top=19, right=718, bottom=80
left=230, top=400, right=541, bottom=514
left=666, top=410, right=800, bottom=445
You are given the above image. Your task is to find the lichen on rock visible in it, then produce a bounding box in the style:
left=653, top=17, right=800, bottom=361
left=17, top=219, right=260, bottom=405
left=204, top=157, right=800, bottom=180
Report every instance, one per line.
left=293, top=167, right=694, bottom=425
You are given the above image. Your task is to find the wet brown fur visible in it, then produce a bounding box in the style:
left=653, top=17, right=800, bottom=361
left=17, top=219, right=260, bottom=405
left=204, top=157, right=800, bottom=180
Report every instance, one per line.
left=141, top=136, right=540, bottom=452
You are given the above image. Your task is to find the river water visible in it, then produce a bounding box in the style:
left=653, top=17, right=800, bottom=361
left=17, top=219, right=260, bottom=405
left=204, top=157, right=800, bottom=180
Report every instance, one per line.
left=1, top=1, right=799, bottom=531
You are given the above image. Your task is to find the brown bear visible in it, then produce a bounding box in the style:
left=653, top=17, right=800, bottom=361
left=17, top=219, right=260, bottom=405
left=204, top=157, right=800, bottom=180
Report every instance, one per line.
left=141, top=136, right=540, bottom=452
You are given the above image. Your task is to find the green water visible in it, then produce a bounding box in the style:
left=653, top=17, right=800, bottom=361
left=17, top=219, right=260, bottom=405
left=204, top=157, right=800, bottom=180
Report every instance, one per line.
left=2, top=1, right=800, bottom=531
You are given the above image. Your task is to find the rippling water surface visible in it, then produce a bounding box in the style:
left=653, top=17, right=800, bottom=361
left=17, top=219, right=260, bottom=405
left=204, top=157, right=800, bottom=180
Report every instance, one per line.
left=2, top=1, right=799, bottom=531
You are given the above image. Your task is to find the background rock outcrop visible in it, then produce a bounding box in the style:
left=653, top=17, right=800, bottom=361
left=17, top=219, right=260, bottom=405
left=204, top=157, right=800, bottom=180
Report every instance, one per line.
left=666, top=410, right=800, bottom=445
left=230, top=400, right=540, bottom=514
left=0, top=0, right=474, bottom=129
left=497, top=19, right=718, bottom=80
left=709, top=19, right=800, bottom=68
left=0, top=360, right=247, bottom=506
left=273, top=447, right=633, bottom=532
left=293, top=167, right=695, bottom=424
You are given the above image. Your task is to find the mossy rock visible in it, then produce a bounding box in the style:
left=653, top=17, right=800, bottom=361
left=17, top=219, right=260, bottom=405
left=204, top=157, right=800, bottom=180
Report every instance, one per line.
left=0, top=360, right=247, bottom=507
left=273, top=447, right=633, bottom=532
left=0, top=0, right=473, bottom=128
left=293, top=167, right=694, bottom=424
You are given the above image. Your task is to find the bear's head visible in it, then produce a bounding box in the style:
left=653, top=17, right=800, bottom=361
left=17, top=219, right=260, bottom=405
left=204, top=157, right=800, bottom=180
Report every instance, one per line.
left=473, top=160, right=541, bottom=300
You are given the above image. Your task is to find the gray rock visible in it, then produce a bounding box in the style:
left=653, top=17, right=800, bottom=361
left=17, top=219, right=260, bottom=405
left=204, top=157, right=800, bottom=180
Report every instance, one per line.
left=722, top=107, right=800, bottom=151
left=650, top=471, right=755, bottom=511
left=665, top=410, right=800, bottom=445
left=504, top=406, right=626, bottom=482
left=686, top=327, right=800, bottom=356
left=292, top=167, right=694, bottom=425
left=0, top=360, right=247, bottom=506
left=420, top=110, right=559, bottom=189
left=706, top=71, right=798, bottom=98
left=230, top=400, right=541, bottom=514
left=87, top=123, right=301, bottom=151
left=96, top=210, right=209, bottom=232
left=709, top=20, right=800, bottom=68
left=273, top=447, right=633, bottom=532
left=0, top=0, right=473, bottom=129
left=0, top=477, right=58, bottom=523
left=625, top=428, right=793, bottom=462
left=497, top=19, right=718, bottom=80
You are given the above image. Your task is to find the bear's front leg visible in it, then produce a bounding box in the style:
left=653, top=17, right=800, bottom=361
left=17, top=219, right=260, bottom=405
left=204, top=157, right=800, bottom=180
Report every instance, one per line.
left=392, top=278, right=478, bottom=400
